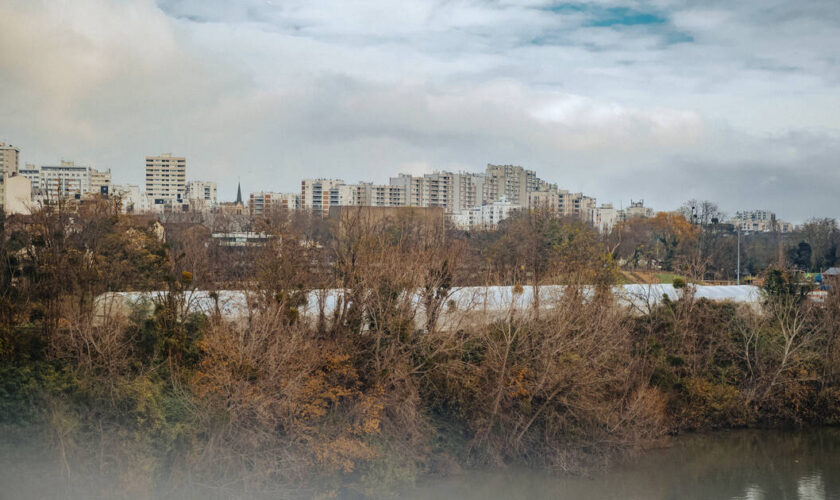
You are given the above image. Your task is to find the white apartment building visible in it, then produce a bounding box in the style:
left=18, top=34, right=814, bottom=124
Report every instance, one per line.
left=19, top=165, right=40, bottom=192
left=111, top=184, right=153, bottom=214
left=0, top=142, right=20, bottom=179
left=451, top=196, right=520, bottom=230
left=40, top=161, right=92, bottom=201
left=593, top=204, right=620, bottom=233
left=145, top=154, right=186, bottom=206
left=249, top=191, right=299, bottom=216
left=186, top=181, right=218, bottom=207
left=301, top=178, right=344, bottom=217
left=731, top=210, right=793, bottom=233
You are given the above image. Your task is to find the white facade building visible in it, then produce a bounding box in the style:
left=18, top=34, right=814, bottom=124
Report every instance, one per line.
left=112, top=184, right=154, bottom=214
left=145, top=154, right=186, bottom=207
left=40, top=161, right=92, bottom=201
left=451, top=197, right=521, bottom=230
left=186, top=180, right=218, bottom=208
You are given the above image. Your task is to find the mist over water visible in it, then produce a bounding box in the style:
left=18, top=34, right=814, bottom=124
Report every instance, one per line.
left=2, top=428, right=839, bottom=499
left=403, top=428, right=840, bottom=500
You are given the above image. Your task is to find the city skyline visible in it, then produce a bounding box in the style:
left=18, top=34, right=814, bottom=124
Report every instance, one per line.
left=1, top=1, right=839, bottom=222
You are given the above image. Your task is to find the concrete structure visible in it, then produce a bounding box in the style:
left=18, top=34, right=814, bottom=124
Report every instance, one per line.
left=111, top=184, right=154, bottom=214
left=484, top=164, right=542, bottom=206
left=19, top=165, right=40, bottom=193
left=528, top=189, right=596, bottom=221
left=145, top=154, right=186, bottom=207
left=624, top=200, right=654, bottom=219
left=186, top=180, right=218, bottom=210
left=249, top=191, right=299, bottom=216
left=593, top=203, right=620, bottom=233
left=731, top=210, right=793, bottom=233
left=337, top=182, right=406, bottom=208
left=451, top=196, right=521, bottom=230
left=40, top=161, right=91, bottom=201
left=301, top=178, right=345, bottom=217
left=388, top=171, right=488, bottom=213
left=90, top=168, right=112, bottom=195
left=0, top=174, right=31, bottom=215
left=0, top=142, right=20, bottom=179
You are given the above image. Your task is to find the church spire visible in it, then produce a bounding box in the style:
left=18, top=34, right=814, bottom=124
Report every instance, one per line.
left=235, top=181, right=242, bottom=205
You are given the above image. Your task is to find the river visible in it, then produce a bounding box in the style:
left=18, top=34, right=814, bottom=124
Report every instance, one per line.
left=403, top=428, right=840, bottom=500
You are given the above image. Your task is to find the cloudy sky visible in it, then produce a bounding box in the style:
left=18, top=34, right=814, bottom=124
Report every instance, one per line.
left=1, top=0, right=838, bottom=221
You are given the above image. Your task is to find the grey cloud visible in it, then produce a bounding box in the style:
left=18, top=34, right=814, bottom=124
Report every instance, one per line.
left=0, top=0, right=838, bottom=219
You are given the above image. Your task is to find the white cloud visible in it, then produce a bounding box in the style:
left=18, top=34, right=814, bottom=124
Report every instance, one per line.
left=0, top=0, right=838, bottom=222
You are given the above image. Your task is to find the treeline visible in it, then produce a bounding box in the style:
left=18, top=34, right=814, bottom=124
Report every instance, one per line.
left=1, top=201, right=839, bottom=498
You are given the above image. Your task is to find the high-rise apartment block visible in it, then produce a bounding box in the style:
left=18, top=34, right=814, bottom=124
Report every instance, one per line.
left=484, top=164, right=540, bottom=206
left=145, top=154, right=186, bottom=206
left=0, top=142, right=20, bottom=179
left=250, top=191, right=299, bottom=216
left=301, top=179, right=345, bottom=217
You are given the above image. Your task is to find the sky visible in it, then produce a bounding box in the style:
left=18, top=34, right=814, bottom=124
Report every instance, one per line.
left=1, top=0, right=838, bottom=222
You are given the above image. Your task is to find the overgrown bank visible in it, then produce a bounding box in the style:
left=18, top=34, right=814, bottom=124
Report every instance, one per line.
left=1, top=204, right=839, bottom=498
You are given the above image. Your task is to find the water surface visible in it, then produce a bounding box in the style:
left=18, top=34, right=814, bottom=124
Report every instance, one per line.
left=405, top=428, right=840, bottom=500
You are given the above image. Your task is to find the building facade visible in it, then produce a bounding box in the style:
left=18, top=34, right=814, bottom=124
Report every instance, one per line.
left=40, top=161, right=92, bottom=201
left=249, top=191, right=299, bottom=216
left=301, top=178, right=345, bottom=217
left=186, top=180, right=218, bottom=209
left=145, top=154, right=186, bottom=207
left=90, top=168, right=112, bottom=195
left=0, top=142, right=20, bottom=180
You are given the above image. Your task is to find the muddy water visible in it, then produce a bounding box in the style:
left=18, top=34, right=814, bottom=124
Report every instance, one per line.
left=405, top=428, right=840, bottom=500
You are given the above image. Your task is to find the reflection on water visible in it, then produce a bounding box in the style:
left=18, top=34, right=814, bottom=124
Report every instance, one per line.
left=405, top=428, right=840, bottom=500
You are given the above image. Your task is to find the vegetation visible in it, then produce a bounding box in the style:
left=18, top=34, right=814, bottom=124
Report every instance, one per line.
left=1, top=201, right=839, bottom=498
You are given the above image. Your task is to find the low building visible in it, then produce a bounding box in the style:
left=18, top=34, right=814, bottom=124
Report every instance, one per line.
left=451, top=197, right=521, bottom=230
left=1, top=174, right=32, bottom=215
left=111, top=184, right=154, bottom=214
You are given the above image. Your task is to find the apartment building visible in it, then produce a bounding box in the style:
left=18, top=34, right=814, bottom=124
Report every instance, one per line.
left=19, top=165, right=40, bottom=193
left=249, top=191, right=299, bottom=216
left=484, top=164, right=540, bottom=206
left=624, top=200, right=654, bottom=219
left=40, top=161, right=91, bottom=200
left=145, top=154, right=186, bottom=206
left=451, top=197, right=521, bottom=230
left=528, top=189, right=595, bottom=219
left=336, top=183, right=406, bottom=207
left=593, top=204, right=619, bottom=233
left=111, top=184, right=153, bottom=214
left=90, top=168, right=112, bottom=195
left=0, top=142, right=20, bottom=179
left=186, top=181, right=218, bottom=208
left=301, top=178, right=344, bottom=217
left=731, top=210, right=794, bottom=233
